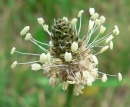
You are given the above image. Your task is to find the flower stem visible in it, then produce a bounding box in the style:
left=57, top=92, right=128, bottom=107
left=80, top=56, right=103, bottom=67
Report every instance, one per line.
left=64, top=84, right=74, bottom=107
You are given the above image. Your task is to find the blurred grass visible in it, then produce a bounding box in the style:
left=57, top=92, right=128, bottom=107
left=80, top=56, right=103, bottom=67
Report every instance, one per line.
left=0, top=0, right=130, bottom=107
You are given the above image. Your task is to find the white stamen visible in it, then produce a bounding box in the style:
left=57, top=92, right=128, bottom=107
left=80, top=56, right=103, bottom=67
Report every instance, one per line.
left=20, top=26, right=30, bottom=36
left=100, top=46, right=109, bottom=53
left=95, top=19, right=101, bottom=25
left=39, top=53, right=47, bottom=63
left=37, top=18, right=44, bottom=24
left=64, top=52, right=72, bottom=62
left=42, top=24, right=51, bottom=36
left=11, top=47, right=16, bottom=55
left=105, top=35, right=114, bottom=43
left=92, top=55, right=98, bottom=65
left=71, top=18, right=77, bottom=25
left=88, top=20, right=94, bottom=31
left=100, top=16, right=106, bottom=23
left=91, top=13, right=99, bottom=20
left=71, top=42, right=78, bottom=52
left=78, top=10, right=84, bottom=17
left=63, top=17, right=68, bottom=22
left=100, top=25, right=106, bottom=34
left=18, top=61, right=39, bottom=65
left=110, top=41, right=113, bottom=50
left=89, top=8, right=95, bottom=15
left=98, top=71, right=118, bottom=77
left=87, top=79, right=92, bottom=86
left=11, top=61, right=17, bottom=68
left=29, top=38, right=48, bottom=52
left=118, top=73, right=122, bottom=81
left=113, top=25, right=119, bottom=35
left=30, top=37, right=50, bottom=46
left=43, top=24, right=48, bottom=31
left=46, top=53, right=51, bottom=62
left=25, top=33, right=31, bottom=41
left=102, top=74, right=107, bottom=82
left=15, top=51, right=40, bottom=56
left=31, top=63, right=41, bottom=71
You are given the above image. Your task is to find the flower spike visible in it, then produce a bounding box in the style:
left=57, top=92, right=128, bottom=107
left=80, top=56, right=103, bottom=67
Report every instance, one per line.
left=11, top=7, right=122, bottom=96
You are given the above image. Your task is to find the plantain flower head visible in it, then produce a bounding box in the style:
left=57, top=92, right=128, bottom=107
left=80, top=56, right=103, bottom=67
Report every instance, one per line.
left=11, top=8, right=122, bottom=96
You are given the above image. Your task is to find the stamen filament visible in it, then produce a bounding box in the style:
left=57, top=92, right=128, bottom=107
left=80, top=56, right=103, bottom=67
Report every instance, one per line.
left=15, top=51, right=40, bottom=56
left=86, top=24, right=101, bottom=45
left=29, top=38, right=49, bottom=53
left=98, top=71, right=118, bottom=77
left=30, top=37, right=50, bottom=46
left=17, top=61, right=39, bottom=64
left=78, top=15, right=82, bottom=35
left=42, top=24, right=51, bottom=36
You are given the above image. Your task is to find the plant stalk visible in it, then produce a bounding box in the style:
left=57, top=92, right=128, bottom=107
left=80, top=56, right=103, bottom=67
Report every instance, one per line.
left=64, top=84, right=74, bottom=107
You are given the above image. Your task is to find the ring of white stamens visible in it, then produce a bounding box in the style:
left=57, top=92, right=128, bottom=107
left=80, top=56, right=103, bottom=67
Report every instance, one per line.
left=11, top=7, right=122, bottom=96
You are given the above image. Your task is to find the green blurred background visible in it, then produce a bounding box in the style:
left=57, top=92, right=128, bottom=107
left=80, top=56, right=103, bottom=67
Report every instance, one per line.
left=0, top=0, right=130, bottom=107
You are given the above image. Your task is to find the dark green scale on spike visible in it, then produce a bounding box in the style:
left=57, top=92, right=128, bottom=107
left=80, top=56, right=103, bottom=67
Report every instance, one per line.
left=50, top=18, right=79, bottom=60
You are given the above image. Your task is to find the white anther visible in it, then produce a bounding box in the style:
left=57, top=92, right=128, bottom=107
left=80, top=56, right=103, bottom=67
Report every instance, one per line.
left=106, top=35, right=114, bottom=43
left=118, top=73, right=122, bottom=81
left=95, top=19, right=101, bottom=25
left=71, top=42, right=78, bottom=52
left=25, top=33, right=31, bottom=41
left=100, top=25, right=106, bottom=34
left=31, top=63, right=41, bottom=71
left=39, top=53, right=47, bottom=63
left=37, top=18, right=44, bottom=24
left=92, top=55, right=98, bottom=65
left=110, top=41, right=113, bottom=50
left=64, top=52, right=72, bottom=62
left=63, top=17, right=68, bottom=22
left=11, top=47, right=16, bottom=55
left=71, top=18, right=77, bottom=25
left=11, top=61, right=17, bottom=68
left=78, top=10, right=84, bottom=17
left=100, top=46, right=109, bottom=53
left=102, top=74, right=107, bottom=82
left=100, top=16, right=106, bottom=23
left=43, top=25, right=49, bottom=31
left=88, top=20, right=94, bottom=31
left=20, top=26, right=30, bottom=36
left=91, top=13, right=99, bottom=20
left=89, top=8, right=95, bottom=15
left=113, top=25, right=119, bottom=35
